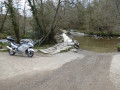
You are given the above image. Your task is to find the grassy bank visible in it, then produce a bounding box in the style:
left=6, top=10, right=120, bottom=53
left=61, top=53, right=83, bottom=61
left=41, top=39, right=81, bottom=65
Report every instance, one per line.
left=67, top=29, right=120, bottom=36
left=0, top=33, right=7, bottom=39
left=34, top=44, right=56, bottom=49
left=86, top=32, right=120, bottom=36
left=0, top=42, right=8, bottom=49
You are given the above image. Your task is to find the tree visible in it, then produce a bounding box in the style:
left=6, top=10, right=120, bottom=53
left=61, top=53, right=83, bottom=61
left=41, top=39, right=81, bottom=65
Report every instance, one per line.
left=28, top=0, right=61, bottom=45
left=0, top=3, right=8, bottom=32
left=6, top=0, right=20, bottom=43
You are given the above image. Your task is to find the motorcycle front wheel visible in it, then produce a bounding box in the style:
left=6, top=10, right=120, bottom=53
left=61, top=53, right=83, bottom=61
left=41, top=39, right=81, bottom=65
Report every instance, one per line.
left=27, top=51, right=34, bottom=57
left=8, top=49, right=15, bottom=55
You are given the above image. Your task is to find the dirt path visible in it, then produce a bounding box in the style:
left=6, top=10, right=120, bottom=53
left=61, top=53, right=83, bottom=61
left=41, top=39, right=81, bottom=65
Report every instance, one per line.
left=0, top=51, right=117, bottom=90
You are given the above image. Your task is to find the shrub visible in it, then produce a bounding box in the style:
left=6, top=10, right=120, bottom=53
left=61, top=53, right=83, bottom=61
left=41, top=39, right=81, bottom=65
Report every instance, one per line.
left=0, top=42, right=8, bottom=49
left=0, top=33, right=7, bottom=39
left=117, top=44, right=120, bottom=52
left=0, top=42, right=3, bottom=49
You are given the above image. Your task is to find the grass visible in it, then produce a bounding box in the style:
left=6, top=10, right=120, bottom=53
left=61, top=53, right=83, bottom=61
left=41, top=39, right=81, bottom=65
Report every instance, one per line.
left=117, top=44, right=120, bottom=48
left=84, top=31, right=120, bottom=36
left=0, top=42, right=4, bottom=49
left=0, top=49, right=8, bottom=52
left=0, top=42, right=9, bottom=49
left=0, top=33, right=7, bottom=39
left=117, top=44, right=120, bottom=52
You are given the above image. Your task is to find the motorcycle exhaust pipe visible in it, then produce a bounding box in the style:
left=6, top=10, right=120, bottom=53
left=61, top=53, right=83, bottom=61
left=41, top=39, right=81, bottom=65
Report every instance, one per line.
left=7, top=46, right=12, bottom=50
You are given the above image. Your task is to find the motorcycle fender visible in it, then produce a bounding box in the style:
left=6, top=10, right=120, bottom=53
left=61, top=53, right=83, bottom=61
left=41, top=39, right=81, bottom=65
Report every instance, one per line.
left=28, top=48, right=34, bottom=52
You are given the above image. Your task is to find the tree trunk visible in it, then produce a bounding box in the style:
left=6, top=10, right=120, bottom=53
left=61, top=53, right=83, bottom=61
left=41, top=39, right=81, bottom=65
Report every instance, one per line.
left=27, top=0, right=44, bottom=38
left=0, top=9, right=8, bottom=32
left=7, top=0, right=20, bottom=43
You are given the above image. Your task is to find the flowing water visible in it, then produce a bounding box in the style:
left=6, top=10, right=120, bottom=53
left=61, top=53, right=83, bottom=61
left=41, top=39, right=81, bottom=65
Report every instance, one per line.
left=74, top=36, right=120, bottom=53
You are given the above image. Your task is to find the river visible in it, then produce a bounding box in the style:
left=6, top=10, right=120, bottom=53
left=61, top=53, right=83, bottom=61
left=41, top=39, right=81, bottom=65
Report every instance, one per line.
left=74, top=36, right=120, bottom=53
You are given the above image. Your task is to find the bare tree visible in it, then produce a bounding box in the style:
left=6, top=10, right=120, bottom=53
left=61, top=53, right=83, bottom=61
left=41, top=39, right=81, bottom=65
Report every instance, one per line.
left=0, top=9, right=8, bottom=32
left=5, top=0, right=20, bottom=43
left=27, top=0, right=44, bottom=39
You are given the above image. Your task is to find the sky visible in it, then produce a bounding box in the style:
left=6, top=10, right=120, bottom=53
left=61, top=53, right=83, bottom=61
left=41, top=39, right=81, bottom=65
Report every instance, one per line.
left=0, top=0, right=58, bottom=16
left=0, top=0, right=94, bottom=16
left=0, top=0, right=32, bottom=16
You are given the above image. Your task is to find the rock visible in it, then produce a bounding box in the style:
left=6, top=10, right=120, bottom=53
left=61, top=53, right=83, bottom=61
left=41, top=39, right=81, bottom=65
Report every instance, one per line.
left=62, top=33, right=73, bottom=43
left=0, top=39, right=8, bottom=44
left=55, top=35, right=63, bottom=43
left=117, top=37, right=120, bottom=40
left=69, top=32, right=87, bottom=36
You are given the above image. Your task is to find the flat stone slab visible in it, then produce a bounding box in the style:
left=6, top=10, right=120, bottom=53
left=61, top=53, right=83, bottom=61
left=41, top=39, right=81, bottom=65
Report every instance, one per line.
left=39, top=43, right=73, bottom=54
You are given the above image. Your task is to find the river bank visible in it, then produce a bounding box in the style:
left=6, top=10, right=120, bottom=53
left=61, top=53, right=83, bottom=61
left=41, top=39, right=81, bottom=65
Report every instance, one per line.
left=86, top=32, right=120, bottom=37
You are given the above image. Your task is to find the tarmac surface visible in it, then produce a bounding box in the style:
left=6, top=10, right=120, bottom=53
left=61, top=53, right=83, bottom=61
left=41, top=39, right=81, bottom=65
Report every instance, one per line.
left=0, top=50, right=119, bottom=90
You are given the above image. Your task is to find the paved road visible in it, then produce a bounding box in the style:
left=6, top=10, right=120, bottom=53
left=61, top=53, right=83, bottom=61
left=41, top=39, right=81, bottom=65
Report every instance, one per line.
left=0, top=52, right=83, bottom=80
left=0, top=51, right=116, bottom=90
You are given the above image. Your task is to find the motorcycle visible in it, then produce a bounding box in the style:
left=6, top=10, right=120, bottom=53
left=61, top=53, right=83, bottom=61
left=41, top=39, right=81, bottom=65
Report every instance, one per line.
left=6, top=36, right=34, bottom=57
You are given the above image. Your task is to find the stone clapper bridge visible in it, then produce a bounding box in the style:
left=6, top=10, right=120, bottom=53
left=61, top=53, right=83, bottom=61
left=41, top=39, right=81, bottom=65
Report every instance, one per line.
left=39, top=33, right=75, bottom=54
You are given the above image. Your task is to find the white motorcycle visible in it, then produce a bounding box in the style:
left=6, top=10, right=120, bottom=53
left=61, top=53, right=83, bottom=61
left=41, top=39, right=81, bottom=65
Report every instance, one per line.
left=7, top=36, right=34, bottom=57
